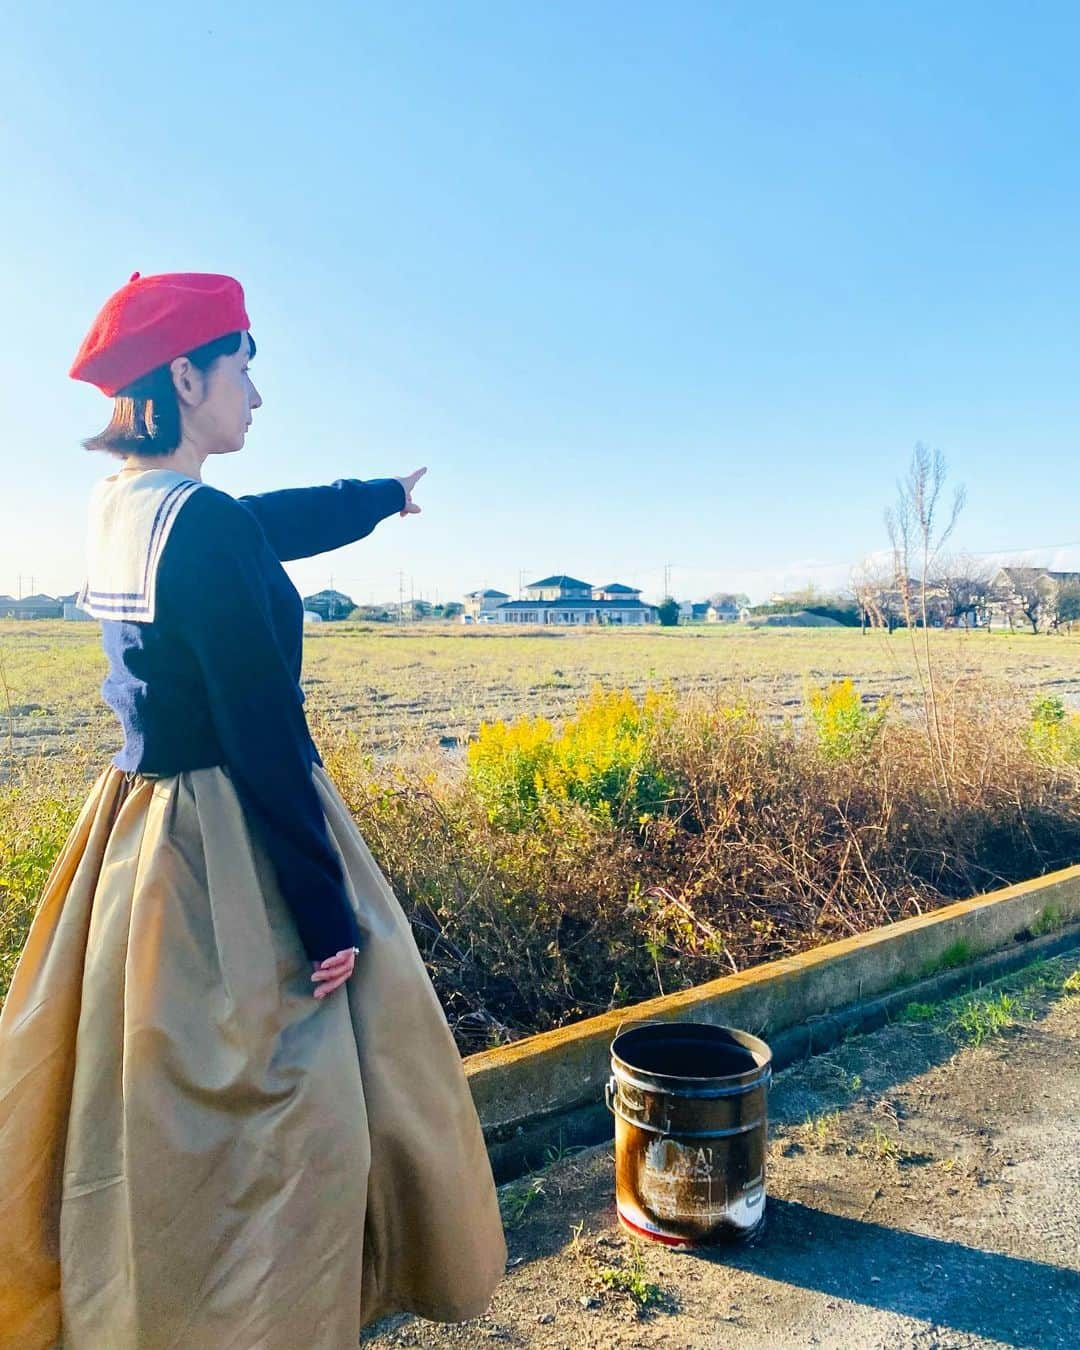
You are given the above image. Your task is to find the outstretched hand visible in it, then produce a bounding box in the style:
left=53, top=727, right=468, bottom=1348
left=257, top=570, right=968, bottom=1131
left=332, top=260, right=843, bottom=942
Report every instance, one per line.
left=396, top=466, right=427, bottom=517
left=311, top=946, right=358, bottom=999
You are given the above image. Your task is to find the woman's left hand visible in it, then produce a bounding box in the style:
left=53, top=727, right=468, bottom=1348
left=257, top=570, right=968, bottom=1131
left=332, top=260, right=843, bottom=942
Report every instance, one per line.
left=396, top=466, right=427, bottom=517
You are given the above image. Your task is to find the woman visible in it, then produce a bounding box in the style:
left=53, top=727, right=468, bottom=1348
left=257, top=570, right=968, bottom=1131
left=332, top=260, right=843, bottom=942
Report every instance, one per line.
left=0, top=272, right=506, bottom=1349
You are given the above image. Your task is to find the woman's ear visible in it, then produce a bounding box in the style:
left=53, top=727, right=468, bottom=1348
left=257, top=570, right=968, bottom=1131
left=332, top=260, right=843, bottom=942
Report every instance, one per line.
left=170, top=355, right=203, bottom=407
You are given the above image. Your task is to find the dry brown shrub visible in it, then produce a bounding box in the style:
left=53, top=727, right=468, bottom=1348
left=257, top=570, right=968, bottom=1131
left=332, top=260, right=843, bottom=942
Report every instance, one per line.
left=5, top=682, right=1080, bottom=1053
left=321, top=680, right=1080, bottom=1050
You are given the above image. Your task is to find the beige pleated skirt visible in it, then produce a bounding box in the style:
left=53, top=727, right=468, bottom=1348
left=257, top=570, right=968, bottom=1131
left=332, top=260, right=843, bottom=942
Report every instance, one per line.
left=0, top=764, right=506, bottom=1349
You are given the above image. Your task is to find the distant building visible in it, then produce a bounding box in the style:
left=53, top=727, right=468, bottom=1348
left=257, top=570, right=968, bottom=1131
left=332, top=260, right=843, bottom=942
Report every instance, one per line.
left=464, top=588, right=510, bottom=621
left=707, top=598, right=744, bottom=623
left=481, top=574, right=656, bottom=626
left=302, top=588, right=356, bottom=621
left=592, top=582, right=642, bottom=602
left=523, top=575, right=593, bottom=602
left=5, top=594, right=63, bottom=620
left=992, top=566, right=1080, bottom=597
left=990, top=567, right=1080, bottom=631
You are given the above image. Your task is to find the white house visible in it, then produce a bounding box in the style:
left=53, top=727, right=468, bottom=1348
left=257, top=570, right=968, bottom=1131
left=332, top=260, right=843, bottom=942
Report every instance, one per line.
left=491, top=575, right=656, bottom=625
left=592, top=582, right=642, bottom=602
left=464, top=588, right=511, bottom=621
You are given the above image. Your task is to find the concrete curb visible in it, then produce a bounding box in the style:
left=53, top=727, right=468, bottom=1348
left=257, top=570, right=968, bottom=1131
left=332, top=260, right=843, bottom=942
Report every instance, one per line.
left=464, top=865, right=1080, bottom=1181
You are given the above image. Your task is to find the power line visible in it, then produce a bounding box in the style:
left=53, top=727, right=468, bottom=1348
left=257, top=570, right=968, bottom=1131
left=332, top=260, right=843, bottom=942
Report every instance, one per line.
left=962, top=538, right=1080, bottom=559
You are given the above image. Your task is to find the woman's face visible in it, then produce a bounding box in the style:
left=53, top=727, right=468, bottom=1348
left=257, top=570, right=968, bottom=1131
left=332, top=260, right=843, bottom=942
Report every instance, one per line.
left=180, top=333, right=262, bottom=455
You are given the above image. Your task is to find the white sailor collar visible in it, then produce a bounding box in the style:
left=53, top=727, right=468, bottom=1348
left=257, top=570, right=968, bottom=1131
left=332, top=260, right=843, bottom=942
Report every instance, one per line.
left=78, top=468, right=204, bottom=623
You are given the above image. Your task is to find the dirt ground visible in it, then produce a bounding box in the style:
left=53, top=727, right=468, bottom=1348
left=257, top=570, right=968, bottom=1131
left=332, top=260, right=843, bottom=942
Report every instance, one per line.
left=365, top=954, right=1080, bottom=1349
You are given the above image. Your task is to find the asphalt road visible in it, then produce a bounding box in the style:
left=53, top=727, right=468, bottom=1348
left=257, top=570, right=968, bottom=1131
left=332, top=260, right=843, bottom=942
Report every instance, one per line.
left=365, top=952, right=1080, bottom=1349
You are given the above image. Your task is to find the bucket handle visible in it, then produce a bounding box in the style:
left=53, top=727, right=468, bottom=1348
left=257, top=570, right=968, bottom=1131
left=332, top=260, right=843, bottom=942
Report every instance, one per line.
left=604, top=1074, right=617, bottom=1115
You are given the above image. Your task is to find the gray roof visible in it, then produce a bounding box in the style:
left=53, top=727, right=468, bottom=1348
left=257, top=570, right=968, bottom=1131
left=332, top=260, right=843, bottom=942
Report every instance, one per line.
left=467, top=589, right=510, bottom=598
left=303, top=589, right=354, bottom=603
left=526, top=575, right=592, bottom=590
left=596, top=583, right=641, bottom=594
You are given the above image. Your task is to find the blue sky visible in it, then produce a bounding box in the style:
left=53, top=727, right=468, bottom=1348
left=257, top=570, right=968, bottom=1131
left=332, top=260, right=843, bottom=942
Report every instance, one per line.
left=2, top=2, right=1080, bottom=606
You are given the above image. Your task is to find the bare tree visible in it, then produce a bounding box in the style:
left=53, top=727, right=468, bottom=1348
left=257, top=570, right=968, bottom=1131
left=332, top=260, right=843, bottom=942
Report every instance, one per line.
left=995, top=566, right=1051, bottom=634
left=851, top=559, right=902, bottom=632
left=1053, top=582, right=1080, bottom=633
left=930, top=553, right=995, bottom=629
left=884, top=445, right=966, bottom=800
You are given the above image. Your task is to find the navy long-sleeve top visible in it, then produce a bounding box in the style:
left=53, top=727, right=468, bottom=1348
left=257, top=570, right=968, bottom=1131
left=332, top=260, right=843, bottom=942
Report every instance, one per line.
left=99, top=475, right=406, bottom=962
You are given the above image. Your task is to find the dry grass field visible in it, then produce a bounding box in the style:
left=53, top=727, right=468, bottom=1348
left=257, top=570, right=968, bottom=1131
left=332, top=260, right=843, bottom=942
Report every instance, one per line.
left=4, top=619, right=1080, bottom=770
left=6, top=619, right=1080, bottom=1045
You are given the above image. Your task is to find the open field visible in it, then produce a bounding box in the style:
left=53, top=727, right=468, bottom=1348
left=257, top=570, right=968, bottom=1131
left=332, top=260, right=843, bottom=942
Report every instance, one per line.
left=4, top=620, right=1080, bottom=770
left=7, top=620, right=1080, bottom=1049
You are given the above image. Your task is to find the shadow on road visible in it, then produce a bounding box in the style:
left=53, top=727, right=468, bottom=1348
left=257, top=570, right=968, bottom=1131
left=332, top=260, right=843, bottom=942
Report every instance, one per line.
left=702, top=1197, right=1079, bottom=1350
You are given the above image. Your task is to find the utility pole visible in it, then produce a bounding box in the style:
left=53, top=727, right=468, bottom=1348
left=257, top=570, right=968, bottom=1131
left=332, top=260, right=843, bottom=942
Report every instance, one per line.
left=663, top=563, right=672, bottom=600
left=409, top=576, right=415, bottom=624
left=398, top=571, right=405, bottom=624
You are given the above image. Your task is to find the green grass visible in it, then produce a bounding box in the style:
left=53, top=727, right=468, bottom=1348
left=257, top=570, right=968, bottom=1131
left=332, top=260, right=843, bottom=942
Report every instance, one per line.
left=1031, top=904, right=1066, bottom=936
left=0, top=755, right=83, bottom=1002
left=898, top=954, right=1079, bottom=1046
left=595, top=1244, right=664, bottom=1309
left=797, top=1110, right=842, bottom=1147
left=949, top=991, right=1029, bottom=1046
left=498, top=1175, right=546, bottom=1228
left=920, top=938, right=976, bottom=979
left=496, top=1140, right=587, bottom=1228
left=860, top=1124, right=902, bottom=1162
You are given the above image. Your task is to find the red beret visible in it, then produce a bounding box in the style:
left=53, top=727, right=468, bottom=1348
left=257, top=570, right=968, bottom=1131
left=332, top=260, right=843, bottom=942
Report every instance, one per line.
left=69, top=271, right=250, bottom=396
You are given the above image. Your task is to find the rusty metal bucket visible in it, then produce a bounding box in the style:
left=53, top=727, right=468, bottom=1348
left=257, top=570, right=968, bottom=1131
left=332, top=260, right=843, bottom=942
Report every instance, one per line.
left=605, top=1021, right=772, bottom=1247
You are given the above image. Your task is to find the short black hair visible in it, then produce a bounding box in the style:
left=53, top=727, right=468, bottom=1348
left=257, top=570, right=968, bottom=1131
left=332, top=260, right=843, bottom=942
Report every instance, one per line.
left=83, top=331, right=256, bottom=457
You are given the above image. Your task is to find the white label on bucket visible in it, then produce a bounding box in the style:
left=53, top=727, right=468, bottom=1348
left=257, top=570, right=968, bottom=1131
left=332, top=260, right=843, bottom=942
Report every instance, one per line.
left=638, top=1139, right=767, bottom=1227
left=644, top=1139, right=716, bottom=1178
left=640, top=1139, right=731, bottom=1223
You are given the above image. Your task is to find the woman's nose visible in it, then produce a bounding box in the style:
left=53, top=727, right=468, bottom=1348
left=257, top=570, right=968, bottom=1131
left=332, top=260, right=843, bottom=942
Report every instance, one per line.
left=250, top=383, right=263, bottom=410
